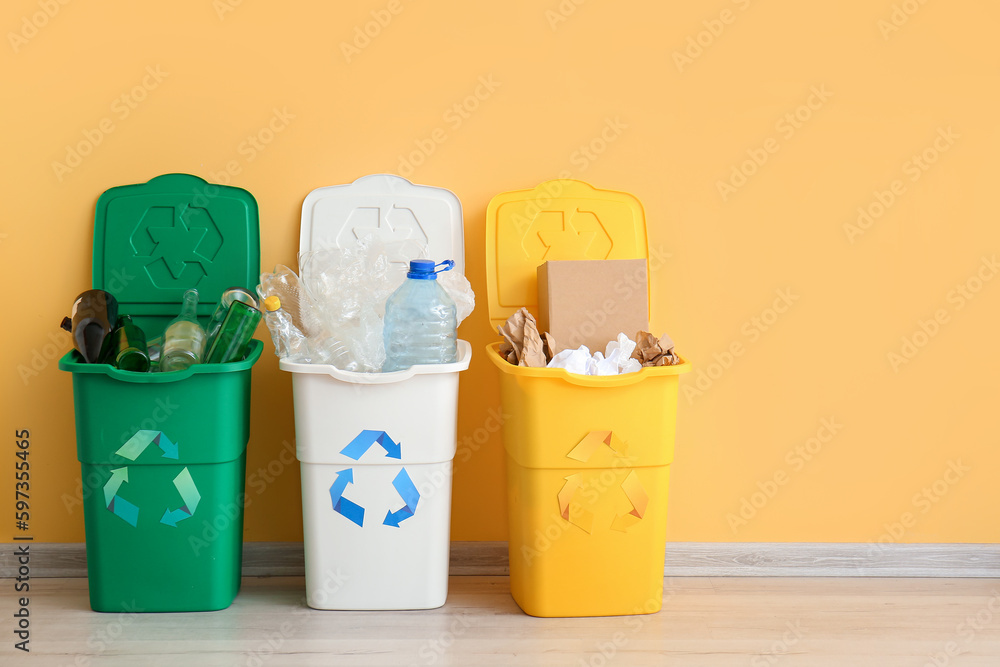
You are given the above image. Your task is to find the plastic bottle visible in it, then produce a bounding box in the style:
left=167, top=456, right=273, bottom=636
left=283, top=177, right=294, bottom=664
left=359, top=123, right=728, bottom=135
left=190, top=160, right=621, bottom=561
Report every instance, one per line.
left=204, top=300, right=262, bottom=364
left=205, top=287, right=258, bottom=352
left=382, top=259, right=458, bottom=372
left=99, top=315, right=150, bottom=372
left=261, top=296, right=302, bottom=360
left=159, top=289, right=206, bottom=372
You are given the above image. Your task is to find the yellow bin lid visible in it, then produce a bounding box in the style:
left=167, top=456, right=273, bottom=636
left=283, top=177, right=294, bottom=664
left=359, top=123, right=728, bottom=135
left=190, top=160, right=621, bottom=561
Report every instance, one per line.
left=485, top=179, right=650, bottom=330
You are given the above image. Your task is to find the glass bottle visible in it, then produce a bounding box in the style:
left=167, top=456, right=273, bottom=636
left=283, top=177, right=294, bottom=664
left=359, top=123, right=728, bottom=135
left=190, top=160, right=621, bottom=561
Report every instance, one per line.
left=205, top=287, right=258, bottom=352
left=99, top=315, right=150, bottom=372
left=204, top=300, right=262, bottom=364
left=159, top=289, right=206, bottom=372
left=61, top=289, right=119, bottom=363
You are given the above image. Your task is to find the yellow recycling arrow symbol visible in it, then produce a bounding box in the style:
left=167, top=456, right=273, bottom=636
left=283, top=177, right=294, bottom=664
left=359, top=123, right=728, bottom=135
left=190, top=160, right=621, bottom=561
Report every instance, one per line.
left=556, top=473, right=594, bottom=534
left=611, top=470, right=648, bottom=533
left=562, top=431, right=648, bottom=533
left=567, top=430, right=628, bottom=462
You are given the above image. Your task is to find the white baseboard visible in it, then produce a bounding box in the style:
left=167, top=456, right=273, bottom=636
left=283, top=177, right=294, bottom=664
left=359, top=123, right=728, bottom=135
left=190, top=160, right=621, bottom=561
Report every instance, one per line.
left=3, top=541, right=998, bottom=578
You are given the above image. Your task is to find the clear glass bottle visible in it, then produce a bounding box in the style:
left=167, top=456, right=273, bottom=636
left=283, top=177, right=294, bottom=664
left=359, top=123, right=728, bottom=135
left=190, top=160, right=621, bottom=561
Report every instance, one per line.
left=382, top=259, right=458, bottom=372
left=159, top=289, right=206, bottom=372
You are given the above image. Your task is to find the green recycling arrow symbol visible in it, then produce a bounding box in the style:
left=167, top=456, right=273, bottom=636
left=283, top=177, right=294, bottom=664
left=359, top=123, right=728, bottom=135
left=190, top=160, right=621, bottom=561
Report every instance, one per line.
left=116, top=430, right=178, bottom=461
left=103, top=467, right=139, bottom=527
left=160, top=467, right=201, bottom=527
left=102, top=430, right=200, bottom=528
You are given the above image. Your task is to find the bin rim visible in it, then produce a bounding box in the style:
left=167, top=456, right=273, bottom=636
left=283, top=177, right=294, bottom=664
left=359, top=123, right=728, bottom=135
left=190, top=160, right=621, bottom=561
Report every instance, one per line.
left=58, top=339, right=263, bottom=383
left=485, top=342, right=689, bottom=387
left=279, top=339, right=471, bottom=384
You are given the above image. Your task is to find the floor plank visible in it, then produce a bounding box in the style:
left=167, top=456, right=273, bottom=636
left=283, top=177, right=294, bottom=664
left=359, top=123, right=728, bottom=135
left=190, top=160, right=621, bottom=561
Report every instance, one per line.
left=4, top=576, right=1000, bottom=666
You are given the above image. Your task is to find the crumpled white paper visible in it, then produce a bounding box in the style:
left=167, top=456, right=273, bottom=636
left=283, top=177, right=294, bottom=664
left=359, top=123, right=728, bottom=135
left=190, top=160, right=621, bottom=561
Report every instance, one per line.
left=546, top=333, right=643, bottom=376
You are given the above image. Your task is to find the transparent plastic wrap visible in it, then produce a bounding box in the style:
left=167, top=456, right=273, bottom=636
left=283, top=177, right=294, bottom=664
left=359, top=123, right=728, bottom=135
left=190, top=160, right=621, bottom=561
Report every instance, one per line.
left=297, top=239, right=413, bottom=372
left=258, top=238, right=476, bottom=372
left=438, top=269, right=475, bottom=325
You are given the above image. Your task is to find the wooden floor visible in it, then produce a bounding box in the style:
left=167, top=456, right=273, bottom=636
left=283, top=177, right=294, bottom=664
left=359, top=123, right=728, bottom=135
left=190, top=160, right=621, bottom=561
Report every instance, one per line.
left=6, top=576, right=1000, bottom=666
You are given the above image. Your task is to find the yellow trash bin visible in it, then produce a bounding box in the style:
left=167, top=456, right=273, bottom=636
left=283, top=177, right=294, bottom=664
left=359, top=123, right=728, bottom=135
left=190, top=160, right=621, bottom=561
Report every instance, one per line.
left=485, top=180, right=690, bottom=617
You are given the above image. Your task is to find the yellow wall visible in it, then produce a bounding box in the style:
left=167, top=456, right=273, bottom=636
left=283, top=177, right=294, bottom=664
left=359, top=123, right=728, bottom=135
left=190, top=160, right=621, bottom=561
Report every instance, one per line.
left=3, top=1, right=998, bottom=545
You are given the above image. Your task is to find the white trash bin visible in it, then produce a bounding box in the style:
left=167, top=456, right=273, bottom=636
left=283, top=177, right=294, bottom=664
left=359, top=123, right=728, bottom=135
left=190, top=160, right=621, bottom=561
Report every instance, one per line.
left=280, top=174, right=471, bottom=610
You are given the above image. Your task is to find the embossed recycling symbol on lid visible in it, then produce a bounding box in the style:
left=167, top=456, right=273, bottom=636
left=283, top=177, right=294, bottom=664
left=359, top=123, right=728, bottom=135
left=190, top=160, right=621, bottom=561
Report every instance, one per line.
left=130, top=204, right=223, bottom=288
left=521, top=209, right=613, bottom=261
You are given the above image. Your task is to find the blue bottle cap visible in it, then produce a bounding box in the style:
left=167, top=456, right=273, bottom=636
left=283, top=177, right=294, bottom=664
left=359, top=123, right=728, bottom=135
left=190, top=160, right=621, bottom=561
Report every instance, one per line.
left=407, top=259, right=454, bottom=280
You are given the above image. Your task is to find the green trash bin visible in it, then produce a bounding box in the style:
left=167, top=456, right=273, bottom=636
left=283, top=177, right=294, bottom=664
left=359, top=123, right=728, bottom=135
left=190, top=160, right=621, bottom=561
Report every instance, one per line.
left=58, top=173, right=261, bottom=612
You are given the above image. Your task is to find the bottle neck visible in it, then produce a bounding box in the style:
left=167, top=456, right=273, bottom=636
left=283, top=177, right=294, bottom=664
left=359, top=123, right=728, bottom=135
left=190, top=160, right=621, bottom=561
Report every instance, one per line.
left=179, top=291, right=199, bottom=320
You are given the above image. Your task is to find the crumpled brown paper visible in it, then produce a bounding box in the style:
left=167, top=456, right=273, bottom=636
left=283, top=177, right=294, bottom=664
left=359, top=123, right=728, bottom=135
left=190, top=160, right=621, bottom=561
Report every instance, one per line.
left=542, top=332, right=562, bottom=362
left=497, top=308, right=547, bottom=367
left=631, top=331, right=681, bottom=367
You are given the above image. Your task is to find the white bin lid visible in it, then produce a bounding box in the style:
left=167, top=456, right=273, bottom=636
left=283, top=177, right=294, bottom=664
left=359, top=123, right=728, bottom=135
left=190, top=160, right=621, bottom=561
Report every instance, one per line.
left=300, top=174, right=465, bottom=273
left=283, top=174, right=471, bottom=382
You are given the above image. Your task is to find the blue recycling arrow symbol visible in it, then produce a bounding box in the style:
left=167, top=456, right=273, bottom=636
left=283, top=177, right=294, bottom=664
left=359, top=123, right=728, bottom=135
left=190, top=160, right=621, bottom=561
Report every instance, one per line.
left=329, top=468, right=365, bottom=527
left=340, top=430, right=401, bottom=460
left=383, top=468, right=420, bottom=527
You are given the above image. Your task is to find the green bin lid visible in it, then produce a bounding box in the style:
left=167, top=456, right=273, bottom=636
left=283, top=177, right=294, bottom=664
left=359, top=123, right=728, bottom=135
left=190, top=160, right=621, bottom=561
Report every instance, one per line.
left=92, top=173, right=260, bottom=333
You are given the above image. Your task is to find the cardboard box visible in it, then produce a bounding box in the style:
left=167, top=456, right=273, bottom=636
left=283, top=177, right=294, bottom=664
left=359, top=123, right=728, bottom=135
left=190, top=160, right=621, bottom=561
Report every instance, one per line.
left=536, top=259, right=649, bottom=353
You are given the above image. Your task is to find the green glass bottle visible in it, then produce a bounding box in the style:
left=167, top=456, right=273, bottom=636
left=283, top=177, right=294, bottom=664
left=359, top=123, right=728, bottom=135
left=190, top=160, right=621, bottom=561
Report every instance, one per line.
left=99, top=315, right=150, bottom=372
left=160, top=289, right=206, bottom=372
left=205, top=287, right=258, bottom=352
left=204, top=300, right=262, bottom=364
